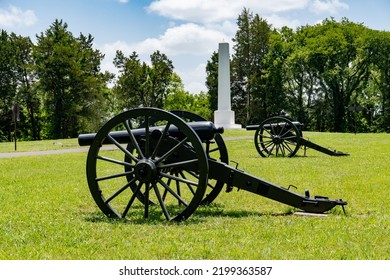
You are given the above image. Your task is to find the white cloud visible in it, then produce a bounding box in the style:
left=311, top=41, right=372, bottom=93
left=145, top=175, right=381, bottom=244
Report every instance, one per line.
left=147, top=0, right=350, bottom=27
left=147, top=0, right=311, bottom=23
left=101, top=40, right=134, bottom=56
left=99, top=23, right=230, bottom=93
left=178, top=62, right=208, bottom=93
left=147, top=0, right=242, bottom=23
left=0, top=5, right=37, bottom=28
left=105, top=23, right=230, bottom=57
left=309, top=0, right=349, bottom=15
left=102, top=0, right=350, bottom=93
left=247, top=0, right=310, bottom=13
left=99, top=41, right=210, bottom=93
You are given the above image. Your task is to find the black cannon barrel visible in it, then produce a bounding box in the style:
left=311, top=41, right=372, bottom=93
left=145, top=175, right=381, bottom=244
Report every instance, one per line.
left=245, top=125, right=260, bottom=131
left=78, top=121, right=224, bottom=147
left=246, top=121, right=303, bottom=131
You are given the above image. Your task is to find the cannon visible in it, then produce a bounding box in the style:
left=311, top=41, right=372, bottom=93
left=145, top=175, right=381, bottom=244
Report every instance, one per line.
left=78, top=108, right=347, bottom=221
left=246, top=116, right=349, bottom=158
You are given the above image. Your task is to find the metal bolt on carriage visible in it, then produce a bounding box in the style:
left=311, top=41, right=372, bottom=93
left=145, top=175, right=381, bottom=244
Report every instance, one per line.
left=78, top=108, right=347, bottom=222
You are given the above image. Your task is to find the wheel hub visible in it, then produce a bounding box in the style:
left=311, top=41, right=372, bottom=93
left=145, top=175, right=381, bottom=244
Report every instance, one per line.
left=272, top=135, right=283, bottom=145
left=134, top=159, right=158, bottom=182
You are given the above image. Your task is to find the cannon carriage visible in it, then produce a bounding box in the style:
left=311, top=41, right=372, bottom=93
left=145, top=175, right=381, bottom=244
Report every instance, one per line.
left=246, top=116, right=349, bottom=158
left=78, top=108, right=346, bottom=221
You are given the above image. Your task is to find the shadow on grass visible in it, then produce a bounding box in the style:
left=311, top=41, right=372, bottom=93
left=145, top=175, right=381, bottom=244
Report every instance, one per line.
left=83, top=203, right=294, bottom=226
left=246, top=153, right=320, bottom=161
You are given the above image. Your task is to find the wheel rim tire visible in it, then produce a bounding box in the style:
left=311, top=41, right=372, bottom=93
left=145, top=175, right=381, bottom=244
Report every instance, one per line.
left=254, top=116, right=301, bottom=157
left=86, top=108, right=208, bottom=221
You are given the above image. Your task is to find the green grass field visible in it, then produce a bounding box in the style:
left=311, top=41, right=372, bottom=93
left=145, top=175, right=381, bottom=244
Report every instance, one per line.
left=0, top=131, right=389, bottom=260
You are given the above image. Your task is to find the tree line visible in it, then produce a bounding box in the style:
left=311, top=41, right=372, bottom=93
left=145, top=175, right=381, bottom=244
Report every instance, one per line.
left=1, top=11, right=390, bottom=142
left=207, top=9, right=390, bottom=132
left=0, top=19, right=211, bottom=141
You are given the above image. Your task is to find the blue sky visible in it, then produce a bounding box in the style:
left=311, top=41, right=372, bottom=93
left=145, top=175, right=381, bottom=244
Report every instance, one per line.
left=1, top=0, right=389, bottom=93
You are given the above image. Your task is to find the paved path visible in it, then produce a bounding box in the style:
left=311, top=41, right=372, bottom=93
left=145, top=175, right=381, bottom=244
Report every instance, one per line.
left=0, top=148, right=88, bottom=158
left=0, top=136, right=252, bottom=159
left=0, top=146, right=117, bottom=158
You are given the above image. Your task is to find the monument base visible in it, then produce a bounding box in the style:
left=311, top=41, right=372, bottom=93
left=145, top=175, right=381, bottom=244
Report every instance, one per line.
left=214, top=110, right=242, bottom=129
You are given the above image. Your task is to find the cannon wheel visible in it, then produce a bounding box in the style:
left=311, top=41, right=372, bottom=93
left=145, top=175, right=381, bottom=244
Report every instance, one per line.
left=254, top=116, right=301, bottom=157
left=126, top=110, right=228, bottom=205
left=86, top=108, right=208, bottom=221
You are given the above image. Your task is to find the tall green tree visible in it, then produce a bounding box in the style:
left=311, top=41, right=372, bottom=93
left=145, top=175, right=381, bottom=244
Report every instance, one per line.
left=113, top=51, right=144, bottom=109
left=247, top=13, right=273, bottom=123
left=164, top=73, right=190, bottom=109
left=1, top=30, right=42, bottom=141
left=11, top=34, right=41, bottom=140
left=0, top=30, right=18, bottom=141
left=304, top=18, right=371, bottom=131
left=284, top=25, right=324, bottom=129
left=231, top=8, right=284, bottom=125
left=149, top=51, right=174, bottom=107
left=282, top=27, right=305, bottom=122
left=231, top=8, right=253, bottom=124
left=34, top=19, right=109, bottom=138
left=262, top=28, right=289, bottom=119
left=205, top=51, right=218, bottom=115
left=113, top=50, right=174, bottom=109
left=367, top=30, right=390, bottom=131
left=164, top=73, right=212, bottom=119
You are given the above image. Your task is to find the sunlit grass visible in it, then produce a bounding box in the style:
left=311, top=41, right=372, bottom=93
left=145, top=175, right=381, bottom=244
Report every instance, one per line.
left=0, top=131, right=389, bottom=259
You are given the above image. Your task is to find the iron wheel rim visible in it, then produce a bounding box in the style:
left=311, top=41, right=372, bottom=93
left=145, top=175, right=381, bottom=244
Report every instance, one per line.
left=86, top=108, right=208, bottom=221
left=254, top=116, right=301, bottom=157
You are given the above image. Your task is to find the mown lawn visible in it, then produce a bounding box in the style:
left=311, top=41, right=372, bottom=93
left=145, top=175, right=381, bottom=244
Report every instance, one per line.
left=0, top=138, right=78, bottom=153
left=0, top=131, right=389, bottom=259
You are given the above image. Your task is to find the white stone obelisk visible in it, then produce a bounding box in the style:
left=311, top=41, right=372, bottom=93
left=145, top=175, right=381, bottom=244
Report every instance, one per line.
left=214, top=42, right=241, bottom=129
